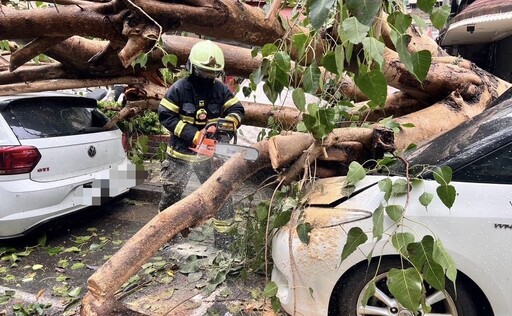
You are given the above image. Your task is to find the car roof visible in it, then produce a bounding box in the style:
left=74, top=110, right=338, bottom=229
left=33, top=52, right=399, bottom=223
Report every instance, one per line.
left=402, top=87, right=512, bottom=173
left=0, top=91, right=80, bottom=103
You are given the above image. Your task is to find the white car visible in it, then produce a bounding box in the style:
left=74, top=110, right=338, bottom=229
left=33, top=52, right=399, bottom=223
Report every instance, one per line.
left=0, top=92, right=143, bottom=238
left=271, top=88, right=512, bottom=316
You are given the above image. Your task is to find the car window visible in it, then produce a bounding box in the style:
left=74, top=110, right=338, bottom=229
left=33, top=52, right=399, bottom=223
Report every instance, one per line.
left=452, top=143, right=512, bottom=184
left=0, top=97, right=114, bottom=139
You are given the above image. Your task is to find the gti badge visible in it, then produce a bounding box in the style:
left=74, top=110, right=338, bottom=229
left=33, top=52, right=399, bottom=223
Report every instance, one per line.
left=87, top=145, right=97, bottom=158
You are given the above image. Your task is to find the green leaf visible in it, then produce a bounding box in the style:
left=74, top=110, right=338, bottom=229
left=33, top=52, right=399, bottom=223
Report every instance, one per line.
left=292, top=33, right=309, bottom=60
left=410, top=50, right=432, bottom=82
left=261, top=43, right=278, bottom=57
left=335, top=45, right=345, bottom=75
left=433, top=240, right=457, bottom=284
left=89, top=243, right=103, bottom=252
left=372, top=204, right=384, bottom=240
left=64, top=246, right=81, bottom=253
left=395, top=35, right=431, bottom=82
left=72, top=235, right=92, bottom=244
left=321, top=51, right=338, bottom=75
left=387, top=12, right=412, bottom=34
left=419, top=192, right=433, bottom=208
left=273, top=66, right=289, bottom=88
left=263, top=82, right=278, bottom=104
left=417, top=0, right=436, bottom=14
left=436, top=185, right=456, bottom=209
left=57, top=259, right=69, bottom=269
left=292, top=88, right=306, bottom=112
left=385, top=205, right=404, bottom=222
left=378, top=178, right=392, bottom=202
left=271, top=296, right=281, bottom=312
left=412, top=15, right=428, bottom=32
left=256, top=202, right=269, bottom=222
left=362, top=37, right=385, bottom=69
left=407, top=235, right=433, bottom=270
left=56, top=275, right=69, bottom=282
left=282, top=197, right=298, bottom=212
left=0, top=294, right=12, bottom=305
left=297, top=222, right=313, bottom=244
left=342, top=17, right=370, bottom=44
left=251, top=47, right=260, bottom=58
left=71, top=262, right=85, bottom=270
left=423, top=260, right=445, bottom=292
left=346, top=161, right=366, bottom=186
left=37, top=234, right=47, bottom=247
left=361, top=280, right=376, bottom=306
left=179, top=255, right=200, bottom=274
left=396, top=34, right=413, bottom=72
left=303, top=61, right=322, bottom=94
left=407, top=236, right=447, bottom=291
left=272, top=210, right=292, bottom=228
left=32, top=264, right=43, bottom=270
left=136, top=53, right=148, bottom=68
left=68, top=287, right=82, bottom=297
left=250, top=65, right=265, bottom=86
left=341, top=227, right=368, bottom=262
left=263, top=281, right=278, bottom=298
left=274, top=51, right=291, bottom=72
left=432, top=166, right=452, bottom=185
left=387, top=268, right=422, bottom=312
left=355, top=70, right=387, bottom=107
left=391, top=232, right=414, bottom=256
left=346, top=0, right=382, bottom=26
left=430, top=5, right=451, bottom=30
left=162, top=54, right=177, bottom=67
left=188, top=271, right=203, bottom=283
left=392, top=178, right=409, bottom=195
left=307, top=0, right=336, bottom=30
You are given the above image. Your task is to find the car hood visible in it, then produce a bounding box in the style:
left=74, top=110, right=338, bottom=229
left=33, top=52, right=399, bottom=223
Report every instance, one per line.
left=301, top=176, right=384, bottom=227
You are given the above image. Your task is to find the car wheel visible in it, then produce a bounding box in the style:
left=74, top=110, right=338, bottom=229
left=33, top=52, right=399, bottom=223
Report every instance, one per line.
left=335, top=257, right=479, bottom=316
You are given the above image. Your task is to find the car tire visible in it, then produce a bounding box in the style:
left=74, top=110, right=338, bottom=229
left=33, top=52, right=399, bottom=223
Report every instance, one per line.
left=334, top=256, right=480, bottom=316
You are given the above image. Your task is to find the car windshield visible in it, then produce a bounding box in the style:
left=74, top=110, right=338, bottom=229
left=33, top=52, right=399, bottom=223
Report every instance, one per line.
left=390, top=88, right=512, bottom=184
left=0, top=96, right=114, bottom=139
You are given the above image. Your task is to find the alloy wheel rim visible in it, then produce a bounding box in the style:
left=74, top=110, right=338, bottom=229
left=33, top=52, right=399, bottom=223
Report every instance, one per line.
left=355, top=271, right=458, bottom=316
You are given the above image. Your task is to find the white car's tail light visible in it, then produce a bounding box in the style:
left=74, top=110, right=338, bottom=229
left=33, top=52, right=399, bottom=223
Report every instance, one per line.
left=0, top=146, right=41, bottom=175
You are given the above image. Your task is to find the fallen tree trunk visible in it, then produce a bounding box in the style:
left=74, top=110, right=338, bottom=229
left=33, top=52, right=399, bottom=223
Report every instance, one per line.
left=269, top=127, right=395, bottom=183
left=393, top=87, right=495, bottom=149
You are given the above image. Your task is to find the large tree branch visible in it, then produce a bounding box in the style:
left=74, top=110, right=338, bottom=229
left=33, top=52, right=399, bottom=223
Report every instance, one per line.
left=10, top=37, right=69, bottom=72
left=0, top=77, right=143, bottom=96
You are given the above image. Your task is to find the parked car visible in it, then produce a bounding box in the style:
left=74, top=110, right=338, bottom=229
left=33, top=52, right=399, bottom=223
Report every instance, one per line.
left=271, top=88, right=512, bottom=316
left=0, top=92, right=143, bottom=238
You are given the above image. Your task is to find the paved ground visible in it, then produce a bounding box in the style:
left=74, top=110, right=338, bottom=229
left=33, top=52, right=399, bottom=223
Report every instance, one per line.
left=0, top=160, right=280, bottom=316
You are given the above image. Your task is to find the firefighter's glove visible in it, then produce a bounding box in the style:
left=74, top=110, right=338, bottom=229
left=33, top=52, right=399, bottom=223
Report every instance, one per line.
left=193, top=129, right=205, bottom=146
left=205, top=125, right=217, bottom=135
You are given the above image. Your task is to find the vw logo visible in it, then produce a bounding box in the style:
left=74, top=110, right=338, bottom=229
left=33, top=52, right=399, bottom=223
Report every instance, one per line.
left=87, top=145, right=97, bottom=158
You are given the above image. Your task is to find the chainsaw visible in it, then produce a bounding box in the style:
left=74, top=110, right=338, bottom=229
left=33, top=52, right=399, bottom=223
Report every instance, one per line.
left=190, top=118, right=259, bottom=161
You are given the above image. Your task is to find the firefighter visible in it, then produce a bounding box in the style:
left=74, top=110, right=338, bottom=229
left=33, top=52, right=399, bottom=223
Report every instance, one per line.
left=157, top=40, right=244, bottom=248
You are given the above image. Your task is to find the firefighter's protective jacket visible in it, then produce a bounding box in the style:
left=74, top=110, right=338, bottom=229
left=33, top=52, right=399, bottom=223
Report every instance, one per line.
left=158, top=74, right=245, bottom=161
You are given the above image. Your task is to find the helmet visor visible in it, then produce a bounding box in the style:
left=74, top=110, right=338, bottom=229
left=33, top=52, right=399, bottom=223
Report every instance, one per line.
left=193, top=66, right=222, bottom=79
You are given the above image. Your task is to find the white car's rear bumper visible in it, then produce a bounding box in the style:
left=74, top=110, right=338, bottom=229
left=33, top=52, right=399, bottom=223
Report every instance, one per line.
left=0, top=161, right=143, bottom=238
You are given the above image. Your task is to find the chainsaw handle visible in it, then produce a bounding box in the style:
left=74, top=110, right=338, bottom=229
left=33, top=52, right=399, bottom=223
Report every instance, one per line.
left=204, top=118, right=238, bottom=144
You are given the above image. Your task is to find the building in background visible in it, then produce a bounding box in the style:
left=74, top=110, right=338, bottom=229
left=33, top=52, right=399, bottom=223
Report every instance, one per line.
left=438, top=0, right=512, bottom=82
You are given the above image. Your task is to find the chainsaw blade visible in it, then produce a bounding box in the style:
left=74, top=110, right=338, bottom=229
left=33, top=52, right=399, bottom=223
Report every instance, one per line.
left=215, top=143, right=259, bottom=161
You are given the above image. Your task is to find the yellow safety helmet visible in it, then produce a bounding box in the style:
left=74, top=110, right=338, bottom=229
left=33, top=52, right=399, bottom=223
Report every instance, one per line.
left=188, top=40, right=225, bottom=73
